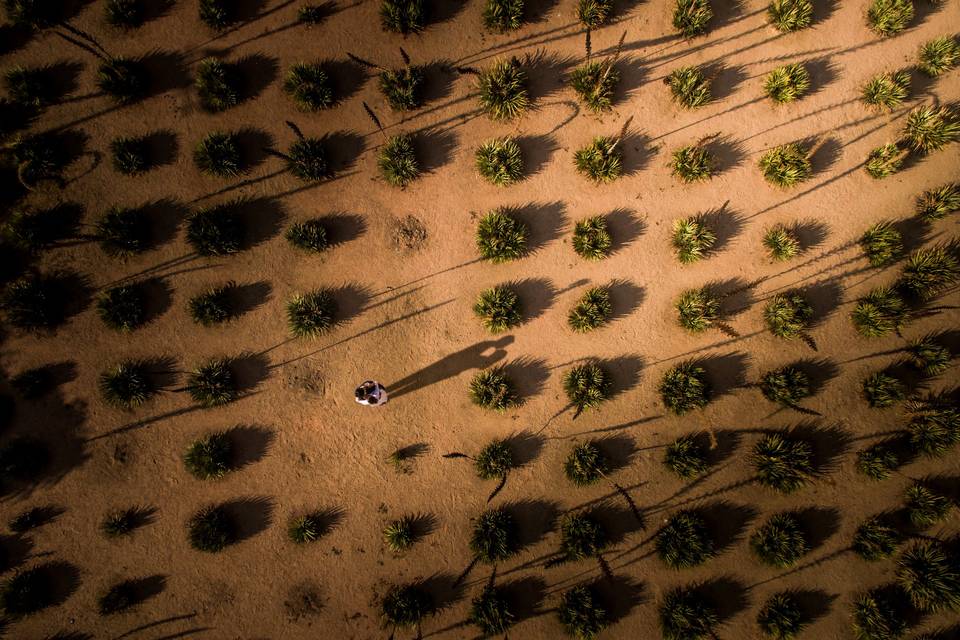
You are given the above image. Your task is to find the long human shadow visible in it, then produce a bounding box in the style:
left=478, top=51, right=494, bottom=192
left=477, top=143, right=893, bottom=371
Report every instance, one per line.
left=387, top=336, right=515, bottom=400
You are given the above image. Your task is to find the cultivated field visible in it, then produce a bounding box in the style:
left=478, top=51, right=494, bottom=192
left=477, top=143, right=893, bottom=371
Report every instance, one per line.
left=0, top=0, right=958, bottom=638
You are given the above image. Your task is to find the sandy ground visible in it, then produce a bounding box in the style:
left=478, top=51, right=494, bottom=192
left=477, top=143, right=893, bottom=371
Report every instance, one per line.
left=1, top=0, right=959, bottom=637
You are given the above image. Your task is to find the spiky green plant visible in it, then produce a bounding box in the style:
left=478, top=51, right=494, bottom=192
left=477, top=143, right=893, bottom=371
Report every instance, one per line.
left=381, top=583, right=433, bottom=632
left=903, top=105, right=959, bottom=154
left=2, top=0, right=63, bottom=28
left=856, top=442, right=900, bottom=480
left=469, top=583, right=515, bottom=637
left=184, top=432, right=232, bottom=480
left=752, top=433, right=815, bottom=493
left=199, top=0, right=231, bottom=28
left=4, top=66, right=56, bottom=107
left=478, top=58, right=529, bottom=120
left=381, top=0, right=424, bottom=33
left=383, top=515, right=416, bottom=552
left=764, top=225, right=801, bottom=261
left=752, top=290, right=794, bottom=340
left=750, top=513, right=808, bottom=567
left=283, top=62, right=333, bottom=110
left=568, top=287, right=612, bottom=333
left=0, top=566, right=52, bottom=617
left=186, top=359, right=237, bottom=407
left=469, top=368, right=518, bottom=411
left=918, top=36, right=959, bottom=77
left=577, top=0, right=613, bottom=26
left=10, top=132, right=70, bottom=187
left=659, top=586, right=718, bottom=640
left=852, top=588, right=907, bottom=640
left=483, top=0, right=524, bottom=31
left=851, top=287, right=908, bottom=337
left=564, top=442, right=609, bottom=486
left=1, top=206, right=77, bottom=251
left=557, top=511, right=608, bottom=562
left=867, top=0, right=914, bottom=36
left=196, top=58, right=240, bottom=112
left=905, top=484, right=952, bottom=528
left=760, top=366, right=812, bottom=407
left=471, top=508, right=518, bottom=564
left=574, top=136, right=623, bottom=183
left=896, top=540, right=960, bottom=612
left=656, top=510, right=715, bottom=569
left=558, top=584, right=608, bottom=640
left=100, top=508, right=139, bottom=537
left=186, top=202, right=242, bottom=256
left=759, top=142, right=812, bottom=187
left=906, top=395, right=960, bottom=456
left=764, top=64, right=810, bottom=103
left=907, top=336, right=951, bottom=375
left=853, top=515, right=901, bottom=560
left=572, top=216, right=612, bottom=260
left=563, top=363, right=612, bottom=415
left=283, top=134, right=329, bottom=181
left=664, top=435, right=708, bottom=479
left=378, top=133, right=420, bottom=187
left=768, top=0, right=812, bottom=31
left=1, top=274, right=65, bottom=330
left=667, top=65, right=711, bottom=108
left=97, top=57, right=147, bottom=104
left=475, top=209, right=528, bottom=263
left=862, top=71, right=910, bottom=109
left=570, top=60, right=619, bottom=113
left=288, top=511, right=328, bottom=544
left=379, top=65, right=425, bottom=111
left=866, top=143, right=905, bottom=179
left=110, top=136, right=150, bottom=175
left=673, top=0, right=713, bottom=36
left=475, top=138, right=523, bottom=186
left=474, top=439, right=514, bottom=480
left=189, top=283, right=234, bottom=326
left=757, top=592, right=804, bottom=639
left=671, top=144, right=715, bottom=182
left=99, top=361, right=154, bottom=409
left=298, top=4, right=328, bottom=23
left=672, top=215, right=716, bottom=263
left=187, top=505, right=234, bottom=552
left=287, top=290, right=338, bottom=337
left=660, top=362, right=710, bottom=415
left=105, top=0, right=142, bottom=28
left=97, top=283, right=146, bottom=332
left=916, top=182, right=960, bottom=220
left=473, top=285, right=522, bottom=332
left=194, top=132, right=241, bottom=177
left=862, top=371, right=906, bottom=408
left=898, top=244, right=960, bottom=300
left=286, top=219, right=329, bottom=252
left=95, top=206, right=148, bottom=257
left=675, top=287, right=720, bottom=333
left=860, top=221, right=903, bottom=267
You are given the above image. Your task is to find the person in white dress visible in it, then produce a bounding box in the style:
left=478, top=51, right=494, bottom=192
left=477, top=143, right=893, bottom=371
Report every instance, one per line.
left=355, top=380, right=388, bottom=406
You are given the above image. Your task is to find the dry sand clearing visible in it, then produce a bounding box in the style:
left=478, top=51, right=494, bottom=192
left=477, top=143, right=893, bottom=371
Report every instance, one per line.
left=1, top=0, right=959, bottom=638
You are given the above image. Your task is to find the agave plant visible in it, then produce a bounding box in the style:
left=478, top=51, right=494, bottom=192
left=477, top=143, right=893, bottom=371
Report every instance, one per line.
left=750, top=512, right=808, bottom=567
left=918, top=36, right=959, bottom=77
left=187, top=504, right=235, bottom=552
left=199, top=0, right=231, bottom=28
left=568, top=286, right=612, bottom=333
left=671, top=142, right=715, bottom=183
left=759, top=366, right=812, bottom=409
left=867, top=0, right=914, bottom=36
left=483, top=0, right=524, bottom=30
left=473, top=285, right=522, bottom=332
left=862, top=371, right=906, bottom=408
left=673, top=0, right=712, bottom=36
left=288, top=511, right=330, bottom=543
left=906, top=394, right=960, bottom=456
left=377, top=59, right=425, bottom=111
left=97, top=57, right=147, bottom=105
left=381, top=583, right=433, bottom=636
left=443, top=439, right=515, bottom=502
left=189, top=283, right=235, bottom=326
left=659, top=586, right=718, bottom=640
left=283, top=62, right=334, bottom=110
left=865, top=143, right=905, bottom=179
left=656, top=510, right=715, bottom=569
left=470, top=578, right=515, bottom=637
left=757, top=592, right=804, bottom=639
left=1, top=273, right=65, bottom=330
left=468, top=508, right=519, bottom=575
left=194, top=131, right=242, bottom=177
left=298, top=4, right=327, bottom=23
left=100, top=507, right=141, bottom=537
left=381, top=0, right=424, bottom=33
left=577, top=0, right=612, bottom=26
left=195, top=58, right=240, bottom=112
left=286, top=219, right=329, bottom=252
left=663, top=435, right=708, bottom=479
left=660, top=362, right=711, bottom=414
left=572, top=216, right=612, bottom=260
left=768, top=0, right=812, bottom=32
left=574, top=136, right=623, bottom=183
left=672, top=215, right=717, bottom=263
left=287, top=290, right=338, bottom=337
left=99, top=361, right=154, bottom=409
left=97, top=283, right=146, bottom=331
left=860, top=221, right=903, bottom=267
left=759, top=141, right=812, bottom=187
left=266, top=121, right=330, bottom=181
left=383, top=515, right=416, bottom=551
left=110, top=135, right=150, bottom=175
left=902, top=105, right=959, bottom=154
left=186, top=201, right=242, bottom=256
left=675, top=287, right=721, bottom=333
left=569, top=59, right=619, bottom=114
left=905, top=483, right=952, bottom=528
left=1, top=206, right=78, bottom=251
left=853, top=514, right=901, bottom=560
left=183, top=432, right=232, bottom=480
left=475, top=209, right=528, bottom=262
left=667, top=65, right=711, bottom=108
left=186, top=358, right=237, bottom=407
left=558, top=584, right=609, bottom=639
left=478, top=57, right=529, bottom=120
left=916, top=182, right=959, bottom=220
left=105, top=0, right=142, bottom=28
left=563, top=363, right=612, bottom=418
left=862, top=70, right=910, bottom=109
left=475, top=138, right=523, bottom=186
left=9, top=132, right=71, bottom=188
left=378, top=133, right=420, bottom=187
left=564, top=441, right=643, bottom=523
left=469, top=368, right=518, bottom=411
left=554, top=511, right=609, bottom=572
left=898, top=243, right=960, bottom=300
left=763, top=225, right=801, bottom=261
left=851, top=286, right=908, bottom=337
left=752, top=432, right=815, bottom=493
left=852, top=588, right=907, bottom=640
left=895, top=540, right=960, bottom=612
left=4, top=65, right=56, bottom=107
left=856, top=442, right=900, bottom=480
left=95, top=206, right=149, bottom=257
left=906, top=335, right=952, bottom=375
left=763, top=63, right=810, bottom=104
